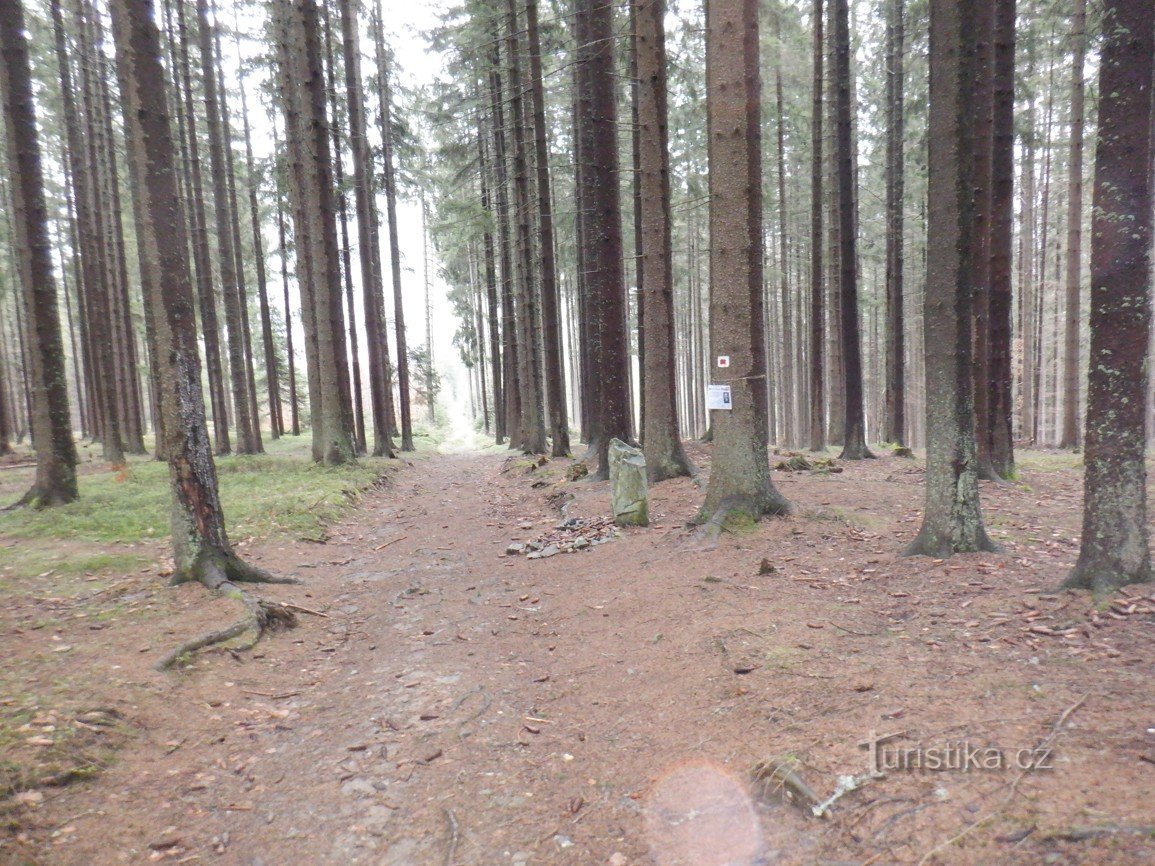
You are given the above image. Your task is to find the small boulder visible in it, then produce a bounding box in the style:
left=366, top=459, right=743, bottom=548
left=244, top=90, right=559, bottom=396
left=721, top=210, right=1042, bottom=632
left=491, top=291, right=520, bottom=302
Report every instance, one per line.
left=608, top=439, right=649, bottom=527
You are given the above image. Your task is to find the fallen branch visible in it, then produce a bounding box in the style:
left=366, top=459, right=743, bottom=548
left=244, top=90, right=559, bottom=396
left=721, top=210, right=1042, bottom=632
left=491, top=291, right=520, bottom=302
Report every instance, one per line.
left=443, top=807, right=460, bottom=866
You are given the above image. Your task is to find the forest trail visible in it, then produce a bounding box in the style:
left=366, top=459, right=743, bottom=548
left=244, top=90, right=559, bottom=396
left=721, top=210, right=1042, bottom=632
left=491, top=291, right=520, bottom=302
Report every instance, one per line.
left=7, top=446, right=1155, bottom=865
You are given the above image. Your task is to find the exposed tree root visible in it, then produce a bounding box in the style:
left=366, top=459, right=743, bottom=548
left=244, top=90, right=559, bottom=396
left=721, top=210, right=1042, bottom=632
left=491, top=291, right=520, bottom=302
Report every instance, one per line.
left=156, top=586, right=297, bottom=670
left=158, top=552, right=299, bottom=670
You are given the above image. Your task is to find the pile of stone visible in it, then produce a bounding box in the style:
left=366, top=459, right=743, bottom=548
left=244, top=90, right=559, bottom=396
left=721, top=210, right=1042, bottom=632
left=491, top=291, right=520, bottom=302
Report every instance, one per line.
left=506, top=516, right=621, bottom=560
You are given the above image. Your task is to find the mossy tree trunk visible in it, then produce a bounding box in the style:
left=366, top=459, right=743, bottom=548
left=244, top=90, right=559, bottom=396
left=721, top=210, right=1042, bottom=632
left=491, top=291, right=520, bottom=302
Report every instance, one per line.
left=1064, top=0, right=1154, bottom=596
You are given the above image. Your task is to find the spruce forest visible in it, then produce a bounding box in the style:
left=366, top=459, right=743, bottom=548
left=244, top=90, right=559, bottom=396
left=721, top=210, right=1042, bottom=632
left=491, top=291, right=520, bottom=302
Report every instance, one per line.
left=1, top=0, right=1154, bottom=863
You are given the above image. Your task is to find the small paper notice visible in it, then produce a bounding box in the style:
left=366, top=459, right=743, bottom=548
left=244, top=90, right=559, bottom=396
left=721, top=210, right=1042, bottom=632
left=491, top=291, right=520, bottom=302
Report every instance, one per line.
left=707, top=384, right=732, bottom=411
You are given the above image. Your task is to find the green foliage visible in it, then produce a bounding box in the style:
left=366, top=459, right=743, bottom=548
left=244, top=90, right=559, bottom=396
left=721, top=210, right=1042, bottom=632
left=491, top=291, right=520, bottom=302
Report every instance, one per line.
left=0, top=437, right=392, bottom=564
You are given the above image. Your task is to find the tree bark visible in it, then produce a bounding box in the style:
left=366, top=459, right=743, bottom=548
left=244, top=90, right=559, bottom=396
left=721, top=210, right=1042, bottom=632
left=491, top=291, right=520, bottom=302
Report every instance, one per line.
left=341, top=0, right=394, bottom=458
left=273, top=0, right=356, bottom=465
left=832, top=0, right=870, bottom=459
left=1065, top=0, right=1154, bottom=595
left=0, top=0, right=79, bottom=507
left=373, top=8, right=411, bottom=450
left=635, top=0, right=692, bottom=482
left=197, top=0, right=260, bottom=454
left=698, top=0, right=790, bottom=523
left=575, top=0, right=632, bottom=478
left=1059, top=0, right=1087, bottom=450
left=987, top=0, right=1016, bottom=477
left=883, top=0, right=905, bottom=446
left=808, top=0, right=825, bottom=453
left=525, top=0, right=570, bottom=457
left=905, top=0, right=996, bottom=557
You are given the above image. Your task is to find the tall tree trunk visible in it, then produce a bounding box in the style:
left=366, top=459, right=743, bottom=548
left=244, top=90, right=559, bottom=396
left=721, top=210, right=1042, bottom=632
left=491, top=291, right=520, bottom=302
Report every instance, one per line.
left=698, top=0, right=790, bottom=523
left=110, top=0, right=291, bottom=601
left=575, top=0, right=632, bottom=478
left=1065, top=0, right=1154, bottom=594
left=0, top=0, right=79, bottom=507
left=477, top=111, right=504, bottom=445
left=773, top=10, right=793, bottom=448
left=175, top=0, right=230, bottom=454
left=1059, top=0, right=1087, bottom=449
left=636, top=0, right=692, bottom=481
left=884, top=0, right=905, bottom=446
left=504, top=0, right=546, bottom=453
left=833, top=0, right=870, bottom=459
left=234, top=31, right=283, bottom=440
left=525, top=0, right=570, bottom=457
left=491, top=34, right=522, bottom=449
left=808, top=0, right=825, bottom=452
left=987, top=0, right=1016, bottom=477
left=197, top=0, right=259, bottom=454
left=273, top=117, right=301, bottom=437
left=373, top=8, right=411, bottom=450
left=274, top=0, right=356, bottom=465
left=342, top=0, right=394, bottom=458
left=905, top=0, right=996, bottom=557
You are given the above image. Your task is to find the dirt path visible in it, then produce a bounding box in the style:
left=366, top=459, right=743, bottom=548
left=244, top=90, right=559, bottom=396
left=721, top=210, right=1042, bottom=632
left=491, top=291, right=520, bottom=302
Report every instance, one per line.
left=6, top=446, right=1155, bottom=865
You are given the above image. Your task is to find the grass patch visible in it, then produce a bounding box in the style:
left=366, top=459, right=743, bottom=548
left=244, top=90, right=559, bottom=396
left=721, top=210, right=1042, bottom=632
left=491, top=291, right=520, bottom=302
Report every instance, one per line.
left=0, top=435, right=396, bottom=568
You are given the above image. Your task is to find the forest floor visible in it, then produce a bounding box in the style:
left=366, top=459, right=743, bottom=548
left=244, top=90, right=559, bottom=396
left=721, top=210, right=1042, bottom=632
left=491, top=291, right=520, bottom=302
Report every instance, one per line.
left=1, top=436, right=1155, bottom=865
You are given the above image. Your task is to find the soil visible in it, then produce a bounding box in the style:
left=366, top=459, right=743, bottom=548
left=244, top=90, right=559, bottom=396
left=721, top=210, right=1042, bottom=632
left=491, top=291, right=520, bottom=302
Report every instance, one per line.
left=2, top=443, right=1155, bottom=865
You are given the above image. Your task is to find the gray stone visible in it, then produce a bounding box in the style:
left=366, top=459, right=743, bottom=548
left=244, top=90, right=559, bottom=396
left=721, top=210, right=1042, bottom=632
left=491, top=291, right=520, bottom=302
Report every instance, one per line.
left=527, top=545, right=560, bottom=560
left=506, top=542, right=526, bottom=555
left=608, top=439, right=649, bottom=526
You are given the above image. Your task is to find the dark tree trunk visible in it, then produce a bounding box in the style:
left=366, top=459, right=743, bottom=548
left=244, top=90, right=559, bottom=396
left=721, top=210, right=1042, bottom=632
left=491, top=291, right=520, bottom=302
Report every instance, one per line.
left=110, top=0, right=291, bottom=605
left=635, top=0, right=692, bottom=481
left=477, top=112, right=504, bottom=445
left=373, top=8, right=411, bottom=450
left=575, top=0, right=632, bottom=478
left=526, top=0, right=570, bottom=457
left=343, top=0, right=395, bottom=458
left=833, top=0, right=870, bottom=460
left=274, top=0, right=356, bottom=465
left=0, top=0, right=79, bottom=507
left=969, top=0, right=998, bottom=479
left=905, top=0, right=996, bottom=557
left=175, top=0, right=230, bottom=454
left=1064, top=0, right=1154, bottom=595
left=883, top=0, right=905, bottom=446
left=503, top=0, right=546, bottom=454
left=808, top=0, right=825, bottom=453
left=698, top=0, right=790, bottom=522
left=987, top=0, right=1016, bottom=477
left=489, top=36, right=521, bottom=448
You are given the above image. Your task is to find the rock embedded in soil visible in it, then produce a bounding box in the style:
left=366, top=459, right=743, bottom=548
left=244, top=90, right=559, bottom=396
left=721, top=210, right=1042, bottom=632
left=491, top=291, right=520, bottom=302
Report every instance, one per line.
left=608, top=438, right=649, bottom=527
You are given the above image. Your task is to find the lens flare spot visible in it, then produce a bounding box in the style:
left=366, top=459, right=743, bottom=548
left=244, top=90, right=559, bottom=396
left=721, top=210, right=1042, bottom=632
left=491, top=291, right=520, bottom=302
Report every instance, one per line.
left=644, top=760, right=767, bottom=866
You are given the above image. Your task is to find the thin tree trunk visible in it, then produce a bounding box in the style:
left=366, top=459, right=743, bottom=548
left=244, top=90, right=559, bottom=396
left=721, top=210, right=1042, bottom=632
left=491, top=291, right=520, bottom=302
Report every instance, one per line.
left=1059, top=0, right=1087, bottom=449
left=884, top=0, right=905, bottom=446
left=526, top=0, right=569, bottom=456
left=808, top=0, right=825, bottom=452
left=373, top=7, right=411, bottom=450
left=833, top=0, right=870, bottom=459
